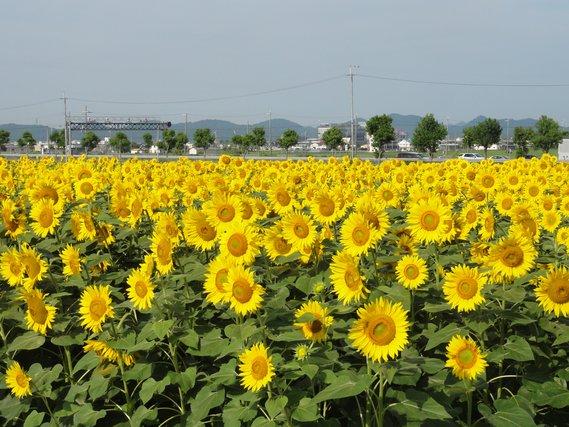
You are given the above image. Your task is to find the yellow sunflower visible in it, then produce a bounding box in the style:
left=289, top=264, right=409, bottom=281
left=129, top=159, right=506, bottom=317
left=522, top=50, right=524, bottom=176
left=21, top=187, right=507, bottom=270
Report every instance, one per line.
left=541, top=210, right=561, bottom=233
left=203, top=192, right=243, bottom=232
left=294, top=344, right=310, bottom=361
left=407, top=197, right=452, bottom=244
left=349, top=297, right=409, bottom=362
left=238, top=342, right=275, bottom=392
left=330, top=251, right=368, bottom=305
left=556, top=227, right=569, bottom=248
left=219, top=224, right=259, bottom=266
left=23, top=289, right=57, bottom=335
left=0, top=248, right=25, bottom=286
left=127, top=268, right=155, bottom=310
left=95, top=223, right=116, bottom=247
left=263, top=226, right=293, bottom=260
left=294, top=301, right=333, bottom=342
left=1, top=199, right=26, bottom=239
left=60, top=245, right=82, bottom=277
left=478, top=207, right=495, bottom=241
left=30, top=198, right=61, bottom=237
left=155, top=212, right=180, bottom=244
left=395, top=255, right=428, bottom=290
left=340, top=212, right=381, bottom=257
left=182, top=208, right=217, bottom=251
left=280, top=212, right=317, bottom=252
left=151, top=232, right=174, bottom=275
left=79, top=285, right=115, bottom=333
left=203, top=256, right=235, bottom=305
left=443, top=265, right=486, bottom=312
left=487, top=235, right=537, bottom=280
left=445, top=335, right=487, bottom=380
left=74, top=177, right=98, bottom=200
left=267, top=182, right=298, bottom=215
left=224, top=265, right=264, bottom=316
left=5, top=361, right=32, bottom=399
left=83, top=340, right=134, bottom=366
left=310, top=190, right=342, bottom=225
left=19, top=245, right=48, bottom=290
left=535, top=267, right=569, bottom=316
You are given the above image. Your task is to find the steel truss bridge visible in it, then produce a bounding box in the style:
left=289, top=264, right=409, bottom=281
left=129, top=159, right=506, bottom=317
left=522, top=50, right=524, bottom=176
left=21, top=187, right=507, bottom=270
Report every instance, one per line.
left=66, top=116, right=171, bottom=131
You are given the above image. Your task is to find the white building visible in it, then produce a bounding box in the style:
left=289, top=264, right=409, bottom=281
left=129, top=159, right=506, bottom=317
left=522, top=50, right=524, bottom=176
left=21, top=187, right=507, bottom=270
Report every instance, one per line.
left=559, top=139, right=569, bottom=161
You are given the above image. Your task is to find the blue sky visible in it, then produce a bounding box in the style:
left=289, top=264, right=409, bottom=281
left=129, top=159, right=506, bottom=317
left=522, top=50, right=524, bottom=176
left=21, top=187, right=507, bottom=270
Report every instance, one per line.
left=1, top=0, right=568, bottom=127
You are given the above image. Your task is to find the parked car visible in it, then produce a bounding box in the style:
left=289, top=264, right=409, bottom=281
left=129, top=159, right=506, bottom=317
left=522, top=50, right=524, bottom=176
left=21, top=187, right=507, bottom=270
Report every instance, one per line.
left=458, top=153, right=484, bottom=161
left=396, top=151, right=426, bottom=160
left=490, top=155, right=508, bottom=161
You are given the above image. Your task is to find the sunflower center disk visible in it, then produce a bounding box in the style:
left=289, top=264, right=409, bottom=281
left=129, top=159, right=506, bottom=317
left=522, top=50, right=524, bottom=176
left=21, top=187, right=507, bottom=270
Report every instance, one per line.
left=157, top=242, right=171, bottom=261
left=309, top=319, right=323, bottom=334
left=457, top=278, right=478, bottom=299
left=228, top=233, right=248, bottom=256
left=482, top=176, right=494, bottom=188
left=501, top=246, right=524, bottom=267
left=89, top=299, right=107, bottom=320
left=135, top=281, right=148, bottom=298
left=28, top=299, right=48, bottom=324
left=275, top=238, right=291, bottom=254
left=352, top=226, right=370, bottom=246
left=294, top=223, right=309, bottom=239
left=276, top=191, right=291, bottom=206
left=368, top=316, right=396, bottom=346
left=548, top=278, right=569, bottom=304
left=404, top=265, right=420, bottom=280
left=457, top=347, right=477, bottom=368
left=232, top=279, right=253, bottom=303
left=251, top=357, right=269, bottom=380
left=215, top=269, right=229, bottom=291
left=420, top=211, right=440, bottom=231
left=16, top=373, right=28, bottom=388
left=319, top=198, right=335, bottom=216
left=38, top=209, right=53, bottom=228
left=344, top=270, right=361, bottom=290
left=81, top=182, right=93, bottom=195
left=218, top=205, right=235, bottom=222
left=198, top=224, right=216, bottom=241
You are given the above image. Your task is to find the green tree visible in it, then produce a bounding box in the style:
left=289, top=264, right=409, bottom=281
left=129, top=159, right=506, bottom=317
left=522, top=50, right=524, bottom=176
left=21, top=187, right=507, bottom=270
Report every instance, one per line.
left=277, top=129, right=299, bottom=156
left=322, top=126, right=344, bottom=151
left=462, top=118, right=501, bottom=158
left=532, top=115, right=565, bottom=153
left=512, top=127, right=534, bottom=157
left=81, top=131, right=100, bottom=152
left=50, top=129, right=65, bottom=148
left=249, top=127, right=266, bottom=150
left=366, top=115, right=395, bottom=158
left=17, top=131, right=36, bottom=149
left=412, top=113, right=447, bottom=158
left=193, top=128, right=216, bottom=156
left=0, top=129, right=10, bottom=149
left=174, top=132, right=189, bottom=151
left=109, top=132, right=131, bottom=153
left=160, top=129, right=177, bottom=152
left=142, top=132, right=153, bottom=150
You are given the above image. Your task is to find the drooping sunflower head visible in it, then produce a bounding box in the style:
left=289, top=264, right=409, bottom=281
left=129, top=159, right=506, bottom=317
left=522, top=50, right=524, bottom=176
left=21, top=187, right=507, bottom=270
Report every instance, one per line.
left=445, top=335, right=487, bottom=381
left=151, top=232, right=174, bottom=275
left=443, top=265, right=486, bottom=312
left=535, top=266, right=569, bottom=317
left=5, top=361, right=32, bottom=399
left=60, top=244, right=82, bottom=277
left=263, top=226, right=293, bottom=261
left=294, top=301, right=333, bottom=342
left=79, top=285, right=115, bottom=333
left=19, top=244, right=48, bottom=290
left=22, top=289, right=57, bottom=335
left=395, top=255, right=428, bottom=290
left=348, top=297, right=409, bottom=363
left=84, top=340, right=134, bottom=367
left=330, top=251, right=368, bottom=305
left=238, top=342, right=275, bottom=392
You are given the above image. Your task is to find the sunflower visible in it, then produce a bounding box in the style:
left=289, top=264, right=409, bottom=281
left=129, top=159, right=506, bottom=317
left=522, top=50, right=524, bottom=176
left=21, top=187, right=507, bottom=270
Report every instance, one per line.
left=294, top=301, right=333, bottom=342
left=83, top=340, right=134, bottom=366
left=203, top=192, right=243, bottom=232
left=330, top=251, right=368, bottom=305
left=0, top=248, right=25, bottom=286
left=79, top=285, right=115, bottom=333
left=74, top=177, right=98, bottom=200
left=267, top=182, right=297, bottom=215
left=556, top=227, right=569, bottom=248
left=127, top=268, right=155, bottom=310
left=203, top=256, right=236, bottom=305
left=60, top=245, right=82, bottom=277
left=294, top=344, right=310, bottom=361
left=310, top=190, right=342, bottom=225
left=224, top=265, right=264, bottom=316
left=541, top=210, right=561, bottom=233
left=151, top=232, right=174, bottom=275
left=5, top=361, right=32, bottom=399
left=77, top=212, right=98, bottom=241
left=155, top=212, right=180, bottom=244
left=219, top=224, right=260, bottom=266
left=280, top=212, right=317, bottom=252
left=395, top=255, right=428, bottom=290
left=1, top=199, right=26, bottom=238
left=535, top=267, right=569, bottom=316
left=95, top=223, right=116, bottom=247
left=238, top=343, right=275, bottom=392
left=478, top=207, right=495, bottom=241
left=487, top=235, right=537, bottom=280
left=263, top=226, right=293, bottom=260
left=349, top=297, right=409, bottom=362
left=30, top=198, right=61, bottom=237
left=407, top=197, right=452, bottom=244
left=340, top=212, right=381, bottom=257
left=182, top=208, right=217, bottom=251
left=445, top=335, right=487, bottom=380
left=19, top=245, right=48, bottom=290
left=23, top=289, right=57, bottom=335
left=443, top=265, right=486, bottom=312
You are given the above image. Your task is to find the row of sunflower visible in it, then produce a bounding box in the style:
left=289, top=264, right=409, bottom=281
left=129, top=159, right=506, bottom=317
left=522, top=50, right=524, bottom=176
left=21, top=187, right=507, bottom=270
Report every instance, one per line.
left=0, top=154, right=568, bottom=425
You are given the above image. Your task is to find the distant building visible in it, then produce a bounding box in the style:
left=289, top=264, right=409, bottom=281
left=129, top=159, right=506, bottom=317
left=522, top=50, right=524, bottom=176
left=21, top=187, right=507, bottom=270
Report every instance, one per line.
left=317, top=122, right=367, bottom=148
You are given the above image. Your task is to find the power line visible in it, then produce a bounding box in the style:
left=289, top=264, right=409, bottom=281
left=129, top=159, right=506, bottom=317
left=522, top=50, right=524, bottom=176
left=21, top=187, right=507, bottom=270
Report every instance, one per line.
left=67, top=75, right=346, bottom=105
left=0, top=99, right=59, bottom=111
left=357, top=73, right=569, bottom=87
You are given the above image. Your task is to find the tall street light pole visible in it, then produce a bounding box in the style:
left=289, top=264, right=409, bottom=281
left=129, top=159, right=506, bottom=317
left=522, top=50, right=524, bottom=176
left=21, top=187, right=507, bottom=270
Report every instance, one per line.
left=348, top=65, right=358, bottom=159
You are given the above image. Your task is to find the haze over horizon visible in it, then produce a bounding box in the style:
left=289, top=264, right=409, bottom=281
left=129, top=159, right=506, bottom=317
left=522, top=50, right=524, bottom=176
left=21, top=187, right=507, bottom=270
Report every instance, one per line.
left=1, top=0, right=569, bottom=128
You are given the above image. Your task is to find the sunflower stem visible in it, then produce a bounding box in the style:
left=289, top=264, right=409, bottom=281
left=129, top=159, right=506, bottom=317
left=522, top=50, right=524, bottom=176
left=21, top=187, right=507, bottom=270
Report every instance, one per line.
left=365, top=359, right=372, bottom=427
left=40, top=394, right=59, bottom=426
left=63, top=346, right=75, bottom=384
left=466, top=390, right=473, bottom=426
left=375, top=368, right=386, bottom=427
left=168, top=339, right=186, bottom=415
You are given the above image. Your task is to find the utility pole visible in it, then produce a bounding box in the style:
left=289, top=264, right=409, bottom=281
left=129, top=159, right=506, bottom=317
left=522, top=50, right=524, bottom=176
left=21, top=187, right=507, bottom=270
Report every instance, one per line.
left=61, top=92, right=69, bottom=157
left=83, top=105, right=91, bottom=123
left=184, top=113, right=188, bottom=138
left=268, top=109, right=272, bottom=148
left=348, top=65, right=358, bottom=159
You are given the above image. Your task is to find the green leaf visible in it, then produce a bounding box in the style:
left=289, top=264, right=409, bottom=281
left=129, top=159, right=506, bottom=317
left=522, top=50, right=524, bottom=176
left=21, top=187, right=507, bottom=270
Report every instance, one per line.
left=88, top=373, right=109, bottom=400
left=189, top=386, right=225, bottom=422
left=503, top=336, right=534, bottom=361
left=152, top=319, right=175, bottom=340
left=312, top=374, right=372, bottom=404
left=486, top=398, right=536, bottom=427
left=139, top=377, right=171, bottom=405
left=169, top=366, right=197, bottom=392
left=424, top=323, right=463, bottom=351
left=72, top=352, right=100, bottom=375
left=8, top=331, right=45, bottom=352
left=129, top=406, right=158, bottom=427
left=73, top=403, right=106, bottom=426
left=51, top=333, right=86, bottom=347
left=291, top=397, right=319, bottom=422
left=0, top=395, right=29, bottom=420
left=225, top=322, right=258, bottom=342
left=179, top=330, right=199, bottom=348
left=209, top=359, right=238, bottom=386
left=24, top=410, right=45, bottom=427
left=265, top=396, right=288, bottom=419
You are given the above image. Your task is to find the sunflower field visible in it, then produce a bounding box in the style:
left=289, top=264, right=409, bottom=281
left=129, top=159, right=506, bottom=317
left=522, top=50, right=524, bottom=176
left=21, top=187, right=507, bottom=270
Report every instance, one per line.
left=1, top=154, right=569, bottom=426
